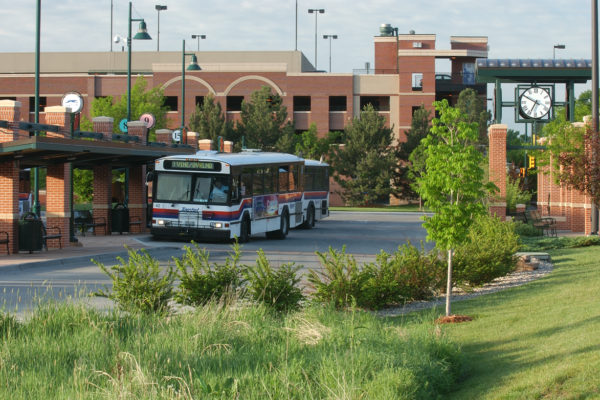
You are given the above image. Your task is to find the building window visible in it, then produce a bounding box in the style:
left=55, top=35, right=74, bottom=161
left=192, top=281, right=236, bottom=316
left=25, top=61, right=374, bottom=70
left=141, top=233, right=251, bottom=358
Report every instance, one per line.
left=359, top=96, right=390, bottom=112
left=329, top=96, right=347, bottom=112
left=29, top=96, right=47, bottom=112
left=195, top=96, right=205, bottom=108
left=293, top=96, right=311, bottom=112
left=227, top=96, right=244, bottom=112
left=412, top=106, right=421, bottom=116
left=163, top=96, right=178, bottom=111
left=412, top=73, right=423, bottom=91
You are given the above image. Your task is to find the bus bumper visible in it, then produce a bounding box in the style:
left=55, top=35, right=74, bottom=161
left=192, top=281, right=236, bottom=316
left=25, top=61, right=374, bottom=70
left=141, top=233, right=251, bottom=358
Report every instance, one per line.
left=150, top=226, right=231, bottom=241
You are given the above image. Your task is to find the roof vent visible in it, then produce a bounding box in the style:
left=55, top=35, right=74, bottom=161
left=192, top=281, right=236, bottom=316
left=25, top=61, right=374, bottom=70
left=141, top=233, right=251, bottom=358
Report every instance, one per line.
left=409, top=30, right=415, bottom=35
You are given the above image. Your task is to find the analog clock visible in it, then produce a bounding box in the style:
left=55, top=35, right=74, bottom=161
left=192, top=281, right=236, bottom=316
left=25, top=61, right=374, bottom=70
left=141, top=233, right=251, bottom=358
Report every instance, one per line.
left=519, top=87, right=551, bottom=119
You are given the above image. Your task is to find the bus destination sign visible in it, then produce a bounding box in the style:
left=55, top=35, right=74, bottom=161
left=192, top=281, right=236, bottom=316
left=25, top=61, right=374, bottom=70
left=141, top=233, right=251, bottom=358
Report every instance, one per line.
left=165, top=160, right=221, bottom=171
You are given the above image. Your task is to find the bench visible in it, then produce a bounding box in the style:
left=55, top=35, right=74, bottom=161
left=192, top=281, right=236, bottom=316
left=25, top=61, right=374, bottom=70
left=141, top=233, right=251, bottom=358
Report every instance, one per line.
left=0, top=231, right=9, bottom=254
left=526, top=210, right=557, bottom=237
left=74, top=210, right=107, bottom=236
left=42, top=225, right=62, bottom=249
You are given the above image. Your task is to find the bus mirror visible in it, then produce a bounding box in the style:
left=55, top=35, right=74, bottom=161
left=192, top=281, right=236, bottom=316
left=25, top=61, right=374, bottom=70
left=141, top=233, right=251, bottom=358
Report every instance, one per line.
left=145, top=171, right=155, bottom=185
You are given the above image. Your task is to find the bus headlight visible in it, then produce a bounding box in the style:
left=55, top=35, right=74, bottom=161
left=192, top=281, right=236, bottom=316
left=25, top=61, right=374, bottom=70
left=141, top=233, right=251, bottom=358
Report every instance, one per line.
left=211, top=222, right=223, bottom=228
left=157, top=219, right=165, bottom=225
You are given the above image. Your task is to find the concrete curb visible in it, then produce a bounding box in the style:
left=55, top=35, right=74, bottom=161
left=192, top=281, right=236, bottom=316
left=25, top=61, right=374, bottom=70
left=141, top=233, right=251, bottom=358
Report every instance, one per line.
left=2, top=246, right=185, bottom=273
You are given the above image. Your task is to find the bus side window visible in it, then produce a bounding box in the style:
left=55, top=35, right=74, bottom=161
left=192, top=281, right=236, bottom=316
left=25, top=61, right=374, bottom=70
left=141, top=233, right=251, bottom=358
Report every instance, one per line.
left=230, top=176, right=241, bottom=203
left=253, top=168, right=264, bottom=195
left=279, top=166, right=289, bottom=193
left=241, top=171, right=252, bottom=197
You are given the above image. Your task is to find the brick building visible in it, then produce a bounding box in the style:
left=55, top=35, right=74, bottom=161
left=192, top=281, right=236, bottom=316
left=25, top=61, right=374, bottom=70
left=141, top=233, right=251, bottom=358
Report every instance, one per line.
left=0, top=27, right=487, bottom=144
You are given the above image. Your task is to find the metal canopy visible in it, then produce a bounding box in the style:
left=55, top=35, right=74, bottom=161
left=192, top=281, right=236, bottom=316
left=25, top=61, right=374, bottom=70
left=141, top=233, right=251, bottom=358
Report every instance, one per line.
left=0, top=136, right=195, bottom=169
left=477, top=58, right=592, bottom=83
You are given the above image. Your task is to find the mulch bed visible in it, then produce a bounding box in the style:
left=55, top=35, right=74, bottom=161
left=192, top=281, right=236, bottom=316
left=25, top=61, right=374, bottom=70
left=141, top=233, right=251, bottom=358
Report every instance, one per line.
left=435, top=315, right=473, bottom=324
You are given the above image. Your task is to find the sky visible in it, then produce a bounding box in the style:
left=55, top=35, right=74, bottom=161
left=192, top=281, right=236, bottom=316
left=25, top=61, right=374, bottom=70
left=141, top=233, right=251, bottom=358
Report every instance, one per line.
left=1, top=0, right=593, bottom=73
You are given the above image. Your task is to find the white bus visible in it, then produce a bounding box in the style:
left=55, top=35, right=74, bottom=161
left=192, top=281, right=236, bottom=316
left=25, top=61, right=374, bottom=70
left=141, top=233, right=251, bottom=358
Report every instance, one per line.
left=149, top=150, right=311, bottom=242
left=301, top=159, right=330, bottom=228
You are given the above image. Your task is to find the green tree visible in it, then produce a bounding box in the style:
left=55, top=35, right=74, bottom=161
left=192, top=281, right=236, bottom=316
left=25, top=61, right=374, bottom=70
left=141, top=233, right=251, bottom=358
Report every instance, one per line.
left=395, top=105, right=431, bottom=200
left=80, top=76, right=168, bottom=140
left=330, top=104, right=397, bottom=206
left=294, top=123, right=336, bottom=160
left=237, top=86, right=295, bottom=151
left=456, top=88, right=491, bottom=145
left=415, top=99, right=496, bottom=316
left=188, top=95, right=236, bottom=144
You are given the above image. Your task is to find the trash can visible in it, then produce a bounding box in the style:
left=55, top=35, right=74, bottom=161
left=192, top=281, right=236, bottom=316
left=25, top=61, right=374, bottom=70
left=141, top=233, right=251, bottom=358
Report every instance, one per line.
left=19, top=212, right=43, bottom=252
left=111, top=203, right=129, bottom=234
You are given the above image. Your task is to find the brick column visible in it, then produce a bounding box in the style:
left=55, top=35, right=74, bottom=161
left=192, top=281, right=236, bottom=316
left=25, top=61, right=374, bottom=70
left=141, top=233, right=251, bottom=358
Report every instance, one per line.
left=0, top=161, right=20, bottom=253
left=128, top=165, right=146, bottom=233
left=311, top=96, right=330, bottom=135
left=46, top=164, right=71, bottom=248
left=187, top=131, right=199, bottom=149
left=198, top=139, right=213, bottom=151
left=0, top=100, right=22, bottom=141
left=155, top=129, right=172, bottom=144
left=43, top=106, right=72, bottom=138
left=92, top=116, right=114, bottom=139
left=488, top=124, right=507, bottom=219
left=224, top=141, right=234, bottom=153
left=126, top=121, right=147, bottom=145
left=92, top=165, right=112, bottom=236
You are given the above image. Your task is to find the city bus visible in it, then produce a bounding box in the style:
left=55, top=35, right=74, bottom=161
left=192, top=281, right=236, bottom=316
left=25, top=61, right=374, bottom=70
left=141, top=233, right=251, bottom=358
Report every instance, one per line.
left=301, top=159, right=330, bottom=228
left=149, top=150, right=308, bottom=242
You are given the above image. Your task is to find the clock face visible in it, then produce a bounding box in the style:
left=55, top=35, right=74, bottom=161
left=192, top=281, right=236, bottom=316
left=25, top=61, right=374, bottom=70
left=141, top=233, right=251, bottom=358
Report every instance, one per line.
left=61, top=92, right=84, bottom=113
left=519, top=87, right=551, bottom=119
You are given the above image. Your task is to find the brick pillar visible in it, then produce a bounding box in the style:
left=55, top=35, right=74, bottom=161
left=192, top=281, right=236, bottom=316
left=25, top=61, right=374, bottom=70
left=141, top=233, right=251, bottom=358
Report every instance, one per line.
left=128, top=165, right=146, bottom=233
left=311, top=96, right=330, bottom=135
left=224, top=141, right=234, bottom=153
left=488, top=124, right=507, bottom=219
left=198, top=139, right=213, bottom=151
left=0, top=161, right=20, bottom=253
left=126, top=121, right=147, bottom=145
left=0, top=100, right=21, bottom=142
left=43, top=106, right=72, bottom=138
left=46, top=164, right=71, bottom=248
left=187, top=131, right=199, bottom=149
left=92, top=116, right=114, bottom=139
left=92, top=165, right=112, bottom=236
left=155, top=129, right=172, bottom=144
left=44, top=106, right=74, bottom=247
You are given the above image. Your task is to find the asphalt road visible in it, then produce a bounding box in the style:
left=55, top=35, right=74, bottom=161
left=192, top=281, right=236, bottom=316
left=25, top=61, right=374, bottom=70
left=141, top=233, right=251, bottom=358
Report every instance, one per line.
left=0, top=212, right=431, bottom=316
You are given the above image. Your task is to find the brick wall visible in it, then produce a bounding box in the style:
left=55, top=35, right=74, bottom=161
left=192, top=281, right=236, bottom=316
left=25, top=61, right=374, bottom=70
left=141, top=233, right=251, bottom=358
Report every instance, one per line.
left=0, top=100, right=21, bottom=142
left=128, top=165, right=146, bottom=233
left=126, top=121, right=147, bottom=145
left=0, top=161, right=20, bottom=253
left=46, top=164, right=70, bottom=248
left=43, top=106, right=72, bottom=138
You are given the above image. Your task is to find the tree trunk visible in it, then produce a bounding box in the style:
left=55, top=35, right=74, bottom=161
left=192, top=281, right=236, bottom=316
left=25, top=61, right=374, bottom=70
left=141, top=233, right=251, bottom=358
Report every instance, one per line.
left=446, top=248, right=453, bottom=316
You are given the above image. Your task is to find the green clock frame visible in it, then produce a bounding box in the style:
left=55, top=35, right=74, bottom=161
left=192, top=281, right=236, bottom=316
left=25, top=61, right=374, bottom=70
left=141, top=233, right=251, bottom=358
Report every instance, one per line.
left=514, top=84, right=555, bottom=123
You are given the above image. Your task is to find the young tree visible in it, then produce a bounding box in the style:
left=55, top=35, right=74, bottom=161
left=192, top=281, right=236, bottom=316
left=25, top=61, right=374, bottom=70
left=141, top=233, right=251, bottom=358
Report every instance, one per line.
left=236, top=86, right=295, bottom=151
left=330, top=104, right=397, bottom=206
left=188, top=95, right=236, bottom=144
left=294, top=123, right=336, bottom=160
left=415, top=99, right=496, bottom=316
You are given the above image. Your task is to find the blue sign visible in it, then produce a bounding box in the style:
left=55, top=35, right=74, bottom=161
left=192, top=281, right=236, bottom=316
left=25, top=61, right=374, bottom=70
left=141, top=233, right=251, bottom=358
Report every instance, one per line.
left=119, top=118, right=128, bottom=133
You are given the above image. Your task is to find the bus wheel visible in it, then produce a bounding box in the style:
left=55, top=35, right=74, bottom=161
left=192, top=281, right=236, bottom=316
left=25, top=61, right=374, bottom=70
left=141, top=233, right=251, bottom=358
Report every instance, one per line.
left=267, top=209, right=289, bottom=239
left=239, top=217, right=250, bottom=243
left=303, top=204, right=315, bottom=229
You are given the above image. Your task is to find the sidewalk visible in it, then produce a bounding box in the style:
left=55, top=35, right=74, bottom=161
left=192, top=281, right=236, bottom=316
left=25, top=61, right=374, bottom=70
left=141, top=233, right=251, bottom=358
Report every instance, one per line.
left=0, top=234, right=179, bottom=272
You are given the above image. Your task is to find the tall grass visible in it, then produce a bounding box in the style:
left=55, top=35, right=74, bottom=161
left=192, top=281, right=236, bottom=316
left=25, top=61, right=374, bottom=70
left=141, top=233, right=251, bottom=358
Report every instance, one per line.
left=0, top=300, right=461, bottom=399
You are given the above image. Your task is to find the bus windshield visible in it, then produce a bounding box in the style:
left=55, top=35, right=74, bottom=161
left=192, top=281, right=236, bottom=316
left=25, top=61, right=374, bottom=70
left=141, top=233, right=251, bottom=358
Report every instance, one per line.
left=156, top=173, right=230, bottom=205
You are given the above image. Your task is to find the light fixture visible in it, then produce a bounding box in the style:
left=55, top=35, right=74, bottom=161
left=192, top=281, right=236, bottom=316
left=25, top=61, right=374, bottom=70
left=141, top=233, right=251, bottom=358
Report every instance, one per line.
left=322, top=34, right=338, bottom=72
left=308, top=8, right=325, bottom=70
left=155, top=5, right=167, bottom=51
left=191, top=34, right=207, bottom=52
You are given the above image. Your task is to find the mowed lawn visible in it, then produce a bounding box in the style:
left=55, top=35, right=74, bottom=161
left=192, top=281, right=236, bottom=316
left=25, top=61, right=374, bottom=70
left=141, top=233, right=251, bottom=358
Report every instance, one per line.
left=439, top=246, right=600, bottom=399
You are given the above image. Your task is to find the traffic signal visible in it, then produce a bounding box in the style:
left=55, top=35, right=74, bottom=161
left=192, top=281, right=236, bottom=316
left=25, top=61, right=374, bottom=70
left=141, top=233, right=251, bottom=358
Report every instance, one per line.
left=527, top=155, right=536, bottom=169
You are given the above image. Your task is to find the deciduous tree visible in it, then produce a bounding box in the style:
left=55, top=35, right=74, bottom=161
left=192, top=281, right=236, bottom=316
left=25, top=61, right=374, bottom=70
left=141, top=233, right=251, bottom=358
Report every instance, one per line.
left=415, top=99, right=496, bottom=316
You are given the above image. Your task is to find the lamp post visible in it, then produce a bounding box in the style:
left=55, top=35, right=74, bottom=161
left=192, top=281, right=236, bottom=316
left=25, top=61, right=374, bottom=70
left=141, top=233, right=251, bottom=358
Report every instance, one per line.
left=553, top=43, right=565, bottom=59
left=155, top=5, right=167, bottom=52
left=127, top=1, right=152, bottom=124
left=181, top=39, right=202, bottom=143
left=322, top=34, right=338, bottom=73
left=33, top=0, right=41, bottom=216
left=308, top=8, right=325, bottom=70
left=191, top=34, right=206, bottom=52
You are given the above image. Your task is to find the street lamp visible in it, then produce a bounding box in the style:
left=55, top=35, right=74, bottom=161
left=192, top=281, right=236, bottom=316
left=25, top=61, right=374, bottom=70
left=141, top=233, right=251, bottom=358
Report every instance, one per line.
left=181, top=39, right=202, bottom=143
left=155, top=5, right=167, bottom=51
left=322, top=34, right=338, bottom=73
left=308, top=8, right=325, bottom=70
left=191, top=34, right=207, bottom=52
left=553, top=43, right=566, bottom=59
left=33, top=0, right=41, bottom=216
left=127, top=1, right=152, bottom=124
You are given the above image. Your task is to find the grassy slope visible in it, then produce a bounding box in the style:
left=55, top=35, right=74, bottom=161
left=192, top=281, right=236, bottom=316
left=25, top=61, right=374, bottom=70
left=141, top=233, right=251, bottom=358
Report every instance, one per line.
left=442, top=246, right=600, bottom=399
